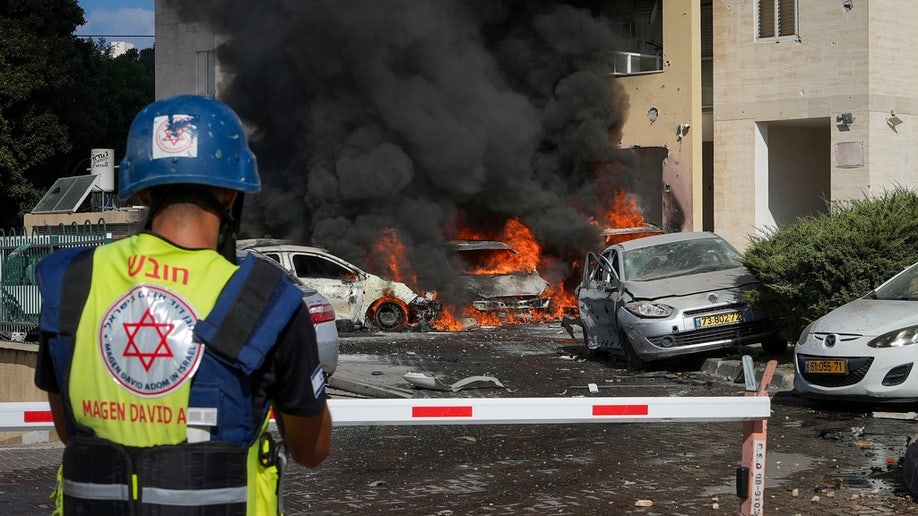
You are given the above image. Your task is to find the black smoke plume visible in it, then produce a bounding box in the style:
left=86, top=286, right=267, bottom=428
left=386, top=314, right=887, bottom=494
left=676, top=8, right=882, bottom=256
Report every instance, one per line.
left=162, top=0, right=637, bottom=297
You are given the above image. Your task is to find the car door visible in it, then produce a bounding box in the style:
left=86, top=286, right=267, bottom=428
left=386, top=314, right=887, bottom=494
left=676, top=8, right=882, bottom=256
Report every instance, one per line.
left=577, top=250, right=624, bottom=350
left=289, top=251, right=365, bottom=323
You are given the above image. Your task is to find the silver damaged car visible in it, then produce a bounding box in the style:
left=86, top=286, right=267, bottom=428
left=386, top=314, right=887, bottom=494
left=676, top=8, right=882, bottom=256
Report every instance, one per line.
left=576, top=231, right=782, bottom=370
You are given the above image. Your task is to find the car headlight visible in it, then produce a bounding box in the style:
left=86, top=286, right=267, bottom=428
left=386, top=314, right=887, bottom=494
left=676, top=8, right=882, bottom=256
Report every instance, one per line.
left=796, top=322, right=815, bottom=347
left=867, top=326, right=918, bottom=348
left=624, top=301, right=673, bottom=318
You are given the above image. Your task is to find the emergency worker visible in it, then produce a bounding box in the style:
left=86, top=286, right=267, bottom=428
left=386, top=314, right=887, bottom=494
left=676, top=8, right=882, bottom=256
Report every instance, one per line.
left=34, top=95, right=331, bottom=515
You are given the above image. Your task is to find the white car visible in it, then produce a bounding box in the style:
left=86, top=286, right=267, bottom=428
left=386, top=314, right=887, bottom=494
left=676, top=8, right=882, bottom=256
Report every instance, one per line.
left=238, top=240, right=439, bottom=332
left=297, top=282, right=339, bottom=377
left=237, top=251, right=338, bottom=377
left=794, top=261, right=918, bottom=401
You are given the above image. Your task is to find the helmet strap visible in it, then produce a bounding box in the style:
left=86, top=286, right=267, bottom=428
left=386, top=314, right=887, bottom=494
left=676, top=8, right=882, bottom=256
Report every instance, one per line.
left=217, top=194, right=245, bottom=263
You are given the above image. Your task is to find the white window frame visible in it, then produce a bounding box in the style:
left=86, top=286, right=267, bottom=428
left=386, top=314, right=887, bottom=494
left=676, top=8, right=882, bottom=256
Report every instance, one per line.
left=196, top=50, right=216, bottom=97
left=756, top=0, right=798, bottom=42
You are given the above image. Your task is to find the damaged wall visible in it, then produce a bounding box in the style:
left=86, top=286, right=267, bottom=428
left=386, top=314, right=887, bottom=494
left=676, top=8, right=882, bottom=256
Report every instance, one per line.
left=615, top=0, right=701, bottom=233
left=715, top=0, right=918, bottom=249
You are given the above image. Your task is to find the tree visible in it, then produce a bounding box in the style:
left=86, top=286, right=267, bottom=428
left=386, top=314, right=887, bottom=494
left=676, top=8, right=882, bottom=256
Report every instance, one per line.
left=0, top=0, right=154, bottom=229
left=0, top=0, right=85, bottom=227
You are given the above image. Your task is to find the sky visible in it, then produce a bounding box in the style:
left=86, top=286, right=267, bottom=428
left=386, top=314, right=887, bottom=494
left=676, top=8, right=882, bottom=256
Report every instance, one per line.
left=75, top=0, right=155, bottom=50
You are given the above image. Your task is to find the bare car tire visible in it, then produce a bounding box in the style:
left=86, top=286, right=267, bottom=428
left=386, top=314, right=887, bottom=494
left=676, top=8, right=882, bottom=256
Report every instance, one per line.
left=372, top=301, right=408, bottom=332
left=621, top=332, right=645, bottom=371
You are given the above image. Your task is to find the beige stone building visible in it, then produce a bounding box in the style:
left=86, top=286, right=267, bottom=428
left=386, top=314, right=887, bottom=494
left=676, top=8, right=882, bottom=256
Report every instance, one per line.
left=714, top=0, right=918, bottom=248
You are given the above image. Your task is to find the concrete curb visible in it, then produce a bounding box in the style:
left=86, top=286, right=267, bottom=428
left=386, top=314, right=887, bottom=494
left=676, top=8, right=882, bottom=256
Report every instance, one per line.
left=701, top=358, right=796, bottom=393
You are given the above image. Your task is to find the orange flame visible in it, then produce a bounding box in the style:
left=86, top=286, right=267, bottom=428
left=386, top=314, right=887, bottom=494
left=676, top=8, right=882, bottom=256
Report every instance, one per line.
left=456, top=218, right=540, bottom=275
left=432, top=217, right=576, bottom=331
left=590, top=190, right=656, bottom=245
left=590, top=189, right=644, bottom=229
left=370, top=227, right=418, bottom=289
left=370, top=188, right=649, bottom=332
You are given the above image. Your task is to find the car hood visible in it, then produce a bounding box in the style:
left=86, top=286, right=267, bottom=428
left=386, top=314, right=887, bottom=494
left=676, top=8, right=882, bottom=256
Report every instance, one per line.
left=363, top=274, right=421, bottom=304
left=462, top=272, right=550, bottom=299
left=810, top=298, right=918, bottom=336
left=623, top=267, right=760, bottom=301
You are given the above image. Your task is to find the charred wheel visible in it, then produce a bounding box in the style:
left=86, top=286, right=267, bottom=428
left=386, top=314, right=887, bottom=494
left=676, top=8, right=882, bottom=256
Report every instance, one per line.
left=369, top=299, right=408, bottom=332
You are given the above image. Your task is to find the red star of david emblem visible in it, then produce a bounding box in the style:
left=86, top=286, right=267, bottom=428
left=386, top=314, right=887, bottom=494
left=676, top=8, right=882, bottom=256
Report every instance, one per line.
left=123, top=309, right=175, bottom=372
left=161, top=120, right=191, bottom=146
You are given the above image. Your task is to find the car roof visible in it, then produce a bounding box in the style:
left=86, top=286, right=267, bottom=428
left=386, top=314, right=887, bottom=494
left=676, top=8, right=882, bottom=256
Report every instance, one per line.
left=600, top=223, right=663, bottom=237
left=237, top=238, right=328, bottom=254
left=444, top=240, right=518, bottom=253
left=235, top=250, right=322, bottom=297
left=613, top=231, right=721, bottom=252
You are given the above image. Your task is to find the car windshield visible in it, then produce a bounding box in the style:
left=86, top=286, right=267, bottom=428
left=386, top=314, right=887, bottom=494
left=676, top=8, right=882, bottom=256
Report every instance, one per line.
left=872, top=263, right=918, bottom=301
left=623, top=237, right=744, bottom=281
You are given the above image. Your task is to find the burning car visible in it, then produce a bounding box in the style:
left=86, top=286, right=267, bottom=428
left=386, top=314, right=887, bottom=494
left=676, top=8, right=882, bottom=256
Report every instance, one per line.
left=237, top=239, right=439, bottom=332
left=576, top=231, right=782, bottom=370
left=444, top=239, right=552, bottom=315
left=601, top=223, right=664, bottom=245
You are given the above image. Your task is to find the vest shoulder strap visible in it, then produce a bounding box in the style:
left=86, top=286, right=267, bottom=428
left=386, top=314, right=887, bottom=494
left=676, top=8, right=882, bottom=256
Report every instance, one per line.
left=193, top=255, right=305, bottom=374
left=36, top=247, right=96, bottom=336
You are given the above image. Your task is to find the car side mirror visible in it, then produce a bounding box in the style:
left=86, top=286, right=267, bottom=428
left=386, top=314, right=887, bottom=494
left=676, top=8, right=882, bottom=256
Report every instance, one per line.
left=597, top=280, right=617, bottom=292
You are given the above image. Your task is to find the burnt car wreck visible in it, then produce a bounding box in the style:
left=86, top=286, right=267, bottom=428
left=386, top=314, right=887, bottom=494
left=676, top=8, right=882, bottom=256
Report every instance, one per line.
left=445, top=240, right=551, bottom=314
left=238, top=239, right=440, bottom=332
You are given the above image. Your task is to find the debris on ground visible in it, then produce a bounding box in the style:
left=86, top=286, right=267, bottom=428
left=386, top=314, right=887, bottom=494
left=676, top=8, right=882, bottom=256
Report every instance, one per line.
left=403, top=372, right=505, bottom=392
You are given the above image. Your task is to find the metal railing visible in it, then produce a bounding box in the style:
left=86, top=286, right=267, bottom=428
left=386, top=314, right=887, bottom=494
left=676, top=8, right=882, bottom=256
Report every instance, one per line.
left=0, top=222, right=112, bottom=342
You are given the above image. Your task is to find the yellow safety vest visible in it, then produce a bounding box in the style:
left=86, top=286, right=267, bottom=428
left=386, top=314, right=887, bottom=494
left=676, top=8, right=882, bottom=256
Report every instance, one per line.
left=44, top=233, right=294, bottom=515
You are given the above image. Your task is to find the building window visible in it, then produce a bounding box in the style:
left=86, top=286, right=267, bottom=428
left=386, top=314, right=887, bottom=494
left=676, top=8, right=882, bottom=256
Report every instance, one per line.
left=757, top=0, right=797, bottom=40
left=196, top=50, right=215, bottom=97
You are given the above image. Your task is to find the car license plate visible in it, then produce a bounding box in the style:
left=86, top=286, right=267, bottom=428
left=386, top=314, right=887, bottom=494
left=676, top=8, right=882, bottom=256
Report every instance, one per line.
left=694, top=311, right=743, bottom=329
left=806, top=359, right=847, bottom=374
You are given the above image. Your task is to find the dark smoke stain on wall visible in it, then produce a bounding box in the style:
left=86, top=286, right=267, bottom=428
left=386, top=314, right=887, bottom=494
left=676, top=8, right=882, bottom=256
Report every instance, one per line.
left=162, top=0, right=642, bottom=294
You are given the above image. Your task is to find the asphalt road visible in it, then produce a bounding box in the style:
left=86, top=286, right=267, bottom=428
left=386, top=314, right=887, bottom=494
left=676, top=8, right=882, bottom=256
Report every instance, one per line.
left=301, top=322, right=918, bottom=515
left=3, top=321, right=918, bottom=515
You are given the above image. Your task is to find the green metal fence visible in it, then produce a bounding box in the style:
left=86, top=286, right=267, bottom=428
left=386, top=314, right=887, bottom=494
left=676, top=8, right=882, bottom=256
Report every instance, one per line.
left=0, top=221, right=112, bottom=343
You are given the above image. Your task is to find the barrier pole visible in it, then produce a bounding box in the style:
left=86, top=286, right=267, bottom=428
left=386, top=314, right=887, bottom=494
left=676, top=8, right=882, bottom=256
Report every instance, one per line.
left=0, top=395, right=770, bottom=431
left=739, top=359, right=777, bottom=516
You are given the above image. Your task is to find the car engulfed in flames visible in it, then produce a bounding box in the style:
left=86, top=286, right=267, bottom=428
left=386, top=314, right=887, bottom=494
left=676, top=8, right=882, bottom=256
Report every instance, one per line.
left=445, top=239, right=552, bottom=315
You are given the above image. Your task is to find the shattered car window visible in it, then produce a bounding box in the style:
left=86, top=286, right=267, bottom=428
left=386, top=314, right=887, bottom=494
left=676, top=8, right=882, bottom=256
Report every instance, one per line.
left=623, top=237, right=744, bottom=281
left=292, top=254, right=352, bottom=280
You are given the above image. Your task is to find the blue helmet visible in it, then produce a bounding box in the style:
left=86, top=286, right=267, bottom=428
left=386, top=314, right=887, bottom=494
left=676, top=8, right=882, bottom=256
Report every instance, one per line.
left=119, top=95, right=260, bottom=199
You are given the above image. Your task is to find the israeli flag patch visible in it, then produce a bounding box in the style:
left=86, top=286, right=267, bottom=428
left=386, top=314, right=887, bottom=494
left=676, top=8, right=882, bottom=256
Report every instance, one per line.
left=311, top=365, right=326, bottom=398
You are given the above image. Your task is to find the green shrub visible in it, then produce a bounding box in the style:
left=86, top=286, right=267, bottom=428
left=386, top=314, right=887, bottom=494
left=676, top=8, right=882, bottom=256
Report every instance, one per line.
left=742, top=187, right=918, bottom=343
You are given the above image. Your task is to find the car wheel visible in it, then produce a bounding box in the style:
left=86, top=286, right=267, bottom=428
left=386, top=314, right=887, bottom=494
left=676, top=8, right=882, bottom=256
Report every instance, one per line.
left=761, top=335, right=788, bottom=356
left=371, top=300, right=408, bottom=332
left=621, top=332, right=645, bottom=372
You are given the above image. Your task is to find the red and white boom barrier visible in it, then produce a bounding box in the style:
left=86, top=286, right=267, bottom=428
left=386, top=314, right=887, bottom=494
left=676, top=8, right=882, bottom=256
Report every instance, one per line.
left=0, top=396, right=770, bottom=430
left=0, top=359, right=776, bottom=516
